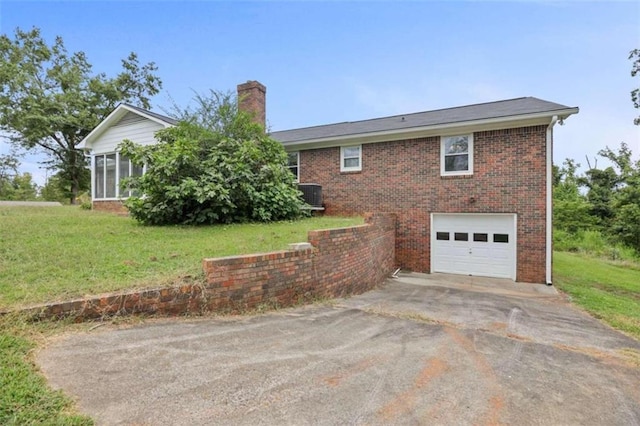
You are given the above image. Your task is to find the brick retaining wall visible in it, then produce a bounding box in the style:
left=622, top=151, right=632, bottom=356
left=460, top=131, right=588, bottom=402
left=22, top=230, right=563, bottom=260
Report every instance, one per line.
left=17, top=213, right=396, bottom=321
left=202, top=212, right=396, bottom=310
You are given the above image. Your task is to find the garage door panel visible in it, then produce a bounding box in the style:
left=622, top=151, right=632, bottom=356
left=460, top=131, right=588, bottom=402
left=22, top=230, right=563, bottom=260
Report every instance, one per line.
left=431, top=214, right=516, bottom=280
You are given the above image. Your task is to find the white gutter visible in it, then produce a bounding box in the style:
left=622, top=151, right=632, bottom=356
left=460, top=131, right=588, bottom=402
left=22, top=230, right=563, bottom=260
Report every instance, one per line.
left=546, top=115, right=558, bottom=285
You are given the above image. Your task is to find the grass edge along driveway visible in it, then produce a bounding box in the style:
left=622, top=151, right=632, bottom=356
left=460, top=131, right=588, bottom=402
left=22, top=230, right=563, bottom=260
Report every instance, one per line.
left=553, top=251, right=640, bottom=340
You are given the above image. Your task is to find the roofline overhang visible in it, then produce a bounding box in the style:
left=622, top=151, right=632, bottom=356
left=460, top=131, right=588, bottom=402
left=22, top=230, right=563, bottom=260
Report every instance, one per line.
left=77, top=104, right=174, bottom=150
left=277, top=107, right=579, bottom=150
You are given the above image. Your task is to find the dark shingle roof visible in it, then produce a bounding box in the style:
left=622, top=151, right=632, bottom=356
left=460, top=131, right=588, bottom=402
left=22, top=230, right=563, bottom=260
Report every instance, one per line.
left=123, top=103, right=178, bottom=125
left=270, top=97, right=577, bottom=143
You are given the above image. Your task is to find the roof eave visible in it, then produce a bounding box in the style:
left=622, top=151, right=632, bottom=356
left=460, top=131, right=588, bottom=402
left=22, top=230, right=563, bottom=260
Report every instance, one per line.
left=278, top=108, right=579, bottom=150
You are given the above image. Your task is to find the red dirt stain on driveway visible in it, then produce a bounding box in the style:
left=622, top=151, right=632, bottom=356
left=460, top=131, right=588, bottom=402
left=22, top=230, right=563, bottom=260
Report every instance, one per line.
left=444, top=326, right=505, bottom=426
left=321, top=355, right=390, bottom=387
left=377, top=356, right=450, bottom=422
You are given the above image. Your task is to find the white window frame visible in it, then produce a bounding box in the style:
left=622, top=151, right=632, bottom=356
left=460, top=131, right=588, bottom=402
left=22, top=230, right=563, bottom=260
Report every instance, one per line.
left=287, top=151, right=300, bottom=182
left=441, top=134, right=473, bottom=176
left=92, top=152, right=144, bottom=200
left=340, top=145, right=362, bottom=172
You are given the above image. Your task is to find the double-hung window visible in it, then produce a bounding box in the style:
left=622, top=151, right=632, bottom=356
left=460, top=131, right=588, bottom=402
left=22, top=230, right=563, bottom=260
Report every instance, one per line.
left=441, top=135, right=473, bottom=176
left=340, top=145, right=362, bottom=172
left=287, top=151, right=300, bottom=182
left=93, top=152, right=143, bottom=199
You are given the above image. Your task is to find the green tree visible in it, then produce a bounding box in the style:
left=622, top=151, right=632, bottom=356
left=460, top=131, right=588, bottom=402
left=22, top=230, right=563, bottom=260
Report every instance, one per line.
left=553, top=159, right=595, bottom=232
left=0, top=153, right=19, bottom=194
left=0, top=154, right=39, bottom=200
left=630, top=48, right=640, bottom=125
left=0, top=27, right=162, bottom=204
left=600, top=143, right=640, bottom=251
left=40, top=172, right=70, bottom=203
left=580, top=166, right=619, bottom=227
left=120, top=91, right=305, bottom=225
left=7, top=173, right=39, bottom=200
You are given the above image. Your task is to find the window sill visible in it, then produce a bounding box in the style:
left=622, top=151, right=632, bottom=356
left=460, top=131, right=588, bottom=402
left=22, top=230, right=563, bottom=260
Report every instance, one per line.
left=440, top=174, right=473, bottom=179
left=340, top=170, right=362, bottom=174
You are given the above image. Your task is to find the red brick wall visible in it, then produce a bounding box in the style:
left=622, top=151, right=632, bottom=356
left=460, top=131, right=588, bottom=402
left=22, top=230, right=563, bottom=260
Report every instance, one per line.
left=299, top=126, right=548, bottom=283
left=20, top=213, right=396, bottom=321
left=237, top=81, right=266, bottom=129
left=92, top=200, right=129, bottom=215
left=202, top=212, right=396, bottom=309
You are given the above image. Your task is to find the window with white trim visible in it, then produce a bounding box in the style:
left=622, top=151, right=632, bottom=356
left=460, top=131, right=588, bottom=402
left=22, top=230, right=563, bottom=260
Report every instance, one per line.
left=287, top=151, right=299, bottom=182
left=93, top=152, right=143, bottom=199
left=441, top=134, right=473, bottom=176
left=340, top=145, right=362, bottom=172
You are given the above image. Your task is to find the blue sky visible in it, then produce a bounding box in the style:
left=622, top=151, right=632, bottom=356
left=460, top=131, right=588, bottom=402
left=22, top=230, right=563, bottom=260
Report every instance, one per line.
left=1, top=0, right=639, bottom=185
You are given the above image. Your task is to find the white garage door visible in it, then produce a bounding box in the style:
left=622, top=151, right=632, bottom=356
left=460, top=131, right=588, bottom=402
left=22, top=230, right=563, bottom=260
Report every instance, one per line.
left=431, top=214, right=516, bottom=280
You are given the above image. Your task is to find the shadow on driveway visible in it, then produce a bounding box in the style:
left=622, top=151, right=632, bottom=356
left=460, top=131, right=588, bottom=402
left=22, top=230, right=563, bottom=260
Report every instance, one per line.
left=37, top=273, right=640, bottom=425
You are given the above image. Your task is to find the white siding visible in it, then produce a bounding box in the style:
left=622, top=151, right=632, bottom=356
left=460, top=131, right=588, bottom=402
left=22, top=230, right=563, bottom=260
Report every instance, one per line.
left=117, top=111, right=147, bottom=126
left=91, top=118, right=165, bottom=154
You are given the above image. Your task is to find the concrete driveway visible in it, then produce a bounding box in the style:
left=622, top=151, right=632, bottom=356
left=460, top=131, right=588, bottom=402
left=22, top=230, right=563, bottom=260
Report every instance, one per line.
left=37, top=273, right=640, bottom=425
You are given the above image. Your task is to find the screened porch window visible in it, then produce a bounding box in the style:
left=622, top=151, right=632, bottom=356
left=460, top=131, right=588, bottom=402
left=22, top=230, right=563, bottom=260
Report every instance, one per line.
left=94, top=152, right=143, bottom=199
left=105, top=154, right=116, bottom=198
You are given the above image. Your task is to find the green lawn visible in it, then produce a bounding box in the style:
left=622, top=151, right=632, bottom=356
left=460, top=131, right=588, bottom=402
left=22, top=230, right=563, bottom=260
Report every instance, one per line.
left=0, top=206, right=362, bottom=309
left=0, top=329, right=93, bottom=425
left=553, top=251, right=640, bottom=340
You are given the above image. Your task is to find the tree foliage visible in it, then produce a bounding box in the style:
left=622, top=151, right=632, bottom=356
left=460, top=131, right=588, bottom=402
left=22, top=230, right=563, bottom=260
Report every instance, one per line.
left=553, top=159, right=596, bottom=233
left=120, top=91, right=306, bottom=225
left=39, top=172, right=71, bottom=203
left=601, top=144, right=640, bottom=250
left=631, top=48, right=640, bottom=125
left=554, top=143, right=640, bottom=252
left=0, top=153, right=38, bottom=200
left=579, top=166, right=619, bottom=226
left=0, top=27, right=162, bottom=203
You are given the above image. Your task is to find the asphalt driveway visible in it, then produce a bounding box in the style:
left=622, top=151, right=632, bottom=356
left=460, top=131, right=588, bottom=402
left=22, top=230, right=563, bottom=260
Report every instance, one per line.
left=37, top=273, right=640, bottom=425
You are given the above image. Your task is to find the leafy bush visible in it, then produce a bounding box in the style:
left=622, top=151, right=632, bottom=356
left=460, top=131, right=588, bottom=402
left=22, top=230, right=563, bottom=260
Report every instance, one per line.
left=119, top=114, right=306, bottom=225
left=553, top=198, right=596, bottom=233
left=77, top=192, right=92, bottom=210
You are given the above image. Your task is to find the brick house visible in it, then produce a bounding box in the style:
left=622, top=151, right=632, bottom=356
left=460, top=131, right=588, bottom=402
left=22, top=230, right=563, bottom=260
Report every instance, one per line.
left=79, top=81, right=578, bottom=284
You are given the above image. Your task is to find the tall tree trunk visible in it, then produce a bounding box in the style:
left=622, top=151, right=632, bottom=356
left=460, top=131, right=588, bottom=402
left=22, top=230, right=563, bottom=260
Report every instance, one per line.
left=70, top=175, right=79, bottom=205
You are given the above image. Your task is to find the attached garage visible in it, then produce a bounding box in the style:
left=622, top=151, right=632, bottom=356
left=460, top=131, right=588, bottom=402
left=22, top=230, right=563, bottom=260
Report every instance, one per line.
left=431, top=213, right=517, bottom=280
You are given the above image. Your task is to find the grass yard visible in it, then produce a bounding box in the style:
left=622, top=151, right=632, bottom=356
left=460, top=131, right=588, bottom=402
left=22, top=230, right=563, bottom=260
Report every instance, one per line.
left=0, top=326, right=93, bottom=425
left=0, top=206, right=362, bottom=309
left=553, top=251, right=640, bottom=340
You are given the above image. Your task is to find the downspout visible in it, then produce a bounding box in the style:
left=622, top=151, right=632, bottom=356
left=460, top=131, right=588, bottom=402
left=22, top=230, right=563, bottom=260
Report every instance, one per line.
left=546, top=115, right=558, bottom=285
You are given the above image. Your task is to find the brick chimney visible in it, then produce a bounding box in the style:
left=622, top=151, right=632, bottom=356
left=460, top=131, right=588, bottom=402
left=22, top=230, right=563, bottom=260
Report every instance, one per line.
left=237, top=80, right=266, bottom=129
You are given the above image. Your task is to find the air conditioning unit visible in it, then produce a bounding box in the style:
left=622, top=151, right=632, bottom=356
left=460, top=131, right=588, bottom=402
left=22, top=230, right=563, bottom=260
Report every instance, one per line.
left=297, top=183, right=323, bottom=208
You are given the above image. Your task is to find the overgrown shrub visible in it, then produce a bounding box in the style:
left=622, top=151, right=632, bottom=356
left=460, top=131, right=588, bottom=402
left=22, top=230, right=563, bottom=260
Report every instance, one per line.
left=77, top=191, right=92, bottom=210
left=554, top=229, right=639, bottom=262
left=119, top=117, right=306, bottom=225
